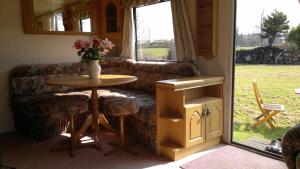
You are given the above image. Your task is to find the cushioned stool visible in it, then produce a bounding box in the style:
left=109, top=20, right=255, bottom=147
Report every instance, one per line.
left=51, top=95, right=89, bottom=157
left=101, top=96, right=140, bottom=156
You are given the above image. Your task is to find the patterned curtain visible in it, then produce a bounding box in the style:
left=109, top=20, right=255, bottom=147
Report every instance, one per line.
left=171, top=0, right=196, bottom=62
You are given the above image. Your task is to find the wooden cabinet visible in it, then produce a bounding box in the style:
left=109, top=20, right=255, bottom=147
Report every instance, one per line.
left=97, top=0, right=123, bottom=40
left=196, top=0, right=219, bottom=59
left=156, top=76, right=224, bottom=160
left=92, top=0, right=123, bottom=56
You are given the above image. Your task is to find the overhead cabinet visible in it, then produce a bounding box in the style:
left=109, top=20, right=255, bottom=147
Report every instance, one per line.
left=196, top=0, right=219, bottom=59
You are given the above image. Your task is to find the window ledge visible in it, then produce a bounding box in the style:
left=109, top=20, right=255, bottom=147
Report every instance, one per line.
left=134, top=60, right=177, bottom=64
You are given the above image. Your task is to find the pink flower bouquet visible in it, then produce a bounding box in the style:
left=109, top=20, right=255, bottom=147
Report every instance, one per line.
left=73, top=38, right=114, bottom=62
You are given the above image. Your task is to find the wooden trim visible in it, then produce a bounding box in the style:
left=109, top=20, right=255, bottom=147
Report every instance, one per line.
left=23, top=31, right=96, bottom=35
left=196, top=0, right=219, bottom=59
left=22, top=0, right=35, bottom=33
left=21, top=0, right=96, bottom=35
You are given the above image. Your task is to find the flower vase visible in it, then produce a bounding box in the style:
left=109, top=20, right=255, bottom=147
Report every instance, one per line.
left=87, top=60, right=101, bottom=79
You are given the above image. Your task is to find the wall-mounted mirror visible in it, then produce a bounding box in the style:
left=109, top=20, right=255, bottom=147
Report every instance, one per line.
left=22, top=0, right=94, bottom=34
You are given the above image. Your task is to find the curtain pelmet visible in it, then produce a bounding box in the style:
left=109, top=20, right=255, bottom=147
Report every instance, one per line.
left=122, top=0, right=160, bottom=8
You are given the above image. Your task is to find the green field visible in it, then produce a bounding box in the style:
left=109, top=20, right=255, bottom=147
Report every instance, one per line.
left=138, top=48, right=168, bottom=58
left=233, top=65, right=300, bottom=142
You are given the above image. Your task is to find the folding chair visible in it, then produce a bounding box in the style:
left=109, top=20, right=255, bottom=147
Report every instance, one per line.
left=253, top=80, right=285, bottom=129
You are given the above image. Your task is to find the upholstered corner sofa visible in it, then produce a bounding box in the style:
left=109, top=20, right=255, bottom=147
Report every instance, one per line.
left=10, top=58, right=199, bottom=152
left=282, top=123, right=300, bottom=169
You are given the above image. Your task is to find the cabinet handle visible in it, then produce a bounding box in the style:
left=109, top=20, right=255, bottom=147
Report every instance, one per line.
left=206, top=108, right=211, bottom=117
left=201, top=108, right=206, bottom=117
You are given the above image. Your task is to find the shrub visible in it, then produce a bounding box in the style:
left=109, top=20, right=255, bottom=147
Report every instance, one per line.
left=288, top=24, right=300, bottom=50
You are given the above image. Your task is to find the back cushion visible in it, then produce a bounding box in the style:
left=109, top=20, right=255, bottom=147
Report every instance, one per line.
left=11, top=59, right=200, bottom=96
left=131, top=62, right=200, bottom=93
left=100, top=58, right=200, bottom=93
left=131, top=72, right=181, bottom=93
left=11, top=76, right=46, bottom=96
left=10, top=63, right=83, bottom=96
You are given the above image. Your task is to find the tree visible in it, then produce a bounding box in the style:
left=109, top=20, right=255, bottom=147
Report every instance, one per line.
left=261, top=10, right=289, bottom=47
left=259, top=10, right=265, bottom=47
left=288, top=24, right=300, bottom=50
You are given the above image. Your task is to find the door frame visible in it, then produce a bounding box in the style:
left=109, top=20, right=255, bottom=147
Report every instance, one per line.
left=229, top=0, right=283, bottom=161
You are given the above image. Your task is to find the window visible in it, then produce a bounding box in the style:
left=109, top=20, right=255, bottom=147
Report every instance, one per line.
left=54, top=12, right=65, bottom=31
left=134, top=1, right=176, bottom=61
left=80, top=18, right=91, bottom=32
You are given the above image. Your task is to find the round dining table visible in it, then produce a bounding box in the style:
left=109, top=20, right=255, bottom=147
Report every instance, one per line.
left=47, top=74, right=137, bottom=156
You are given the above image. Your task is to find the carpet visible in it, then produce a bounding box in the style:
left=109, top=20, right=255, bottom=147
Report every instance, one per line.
left=180, top=145, right=287, bottom=169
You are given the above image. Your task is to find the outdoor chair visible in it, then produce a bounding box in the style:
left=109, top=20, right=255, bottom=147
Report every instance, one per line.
left=252, top=80, right=285, bottom=129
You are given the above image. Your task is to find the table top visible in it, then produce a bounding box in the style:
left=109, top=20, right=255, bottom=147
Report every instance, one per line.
left=296, top=88, right=300, bottom=94
left=47, top=75, right=137, bottom=87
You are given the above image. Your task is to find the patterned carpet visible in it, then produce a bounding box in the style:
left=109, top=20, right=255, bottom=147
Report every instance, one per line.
left=181, top=145, right=286, bottom=169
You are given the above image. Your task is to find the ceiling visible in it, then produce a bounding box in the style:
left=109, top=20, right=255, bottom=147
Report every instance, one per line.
left=33, top=0, right=88, bottom=16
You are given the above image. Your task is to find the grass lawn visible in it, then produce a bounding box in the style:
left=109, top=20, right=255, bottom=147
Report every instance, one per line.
left=138, top=48, right=168, bottom=58
left=233, top=64, right=300, bottom=142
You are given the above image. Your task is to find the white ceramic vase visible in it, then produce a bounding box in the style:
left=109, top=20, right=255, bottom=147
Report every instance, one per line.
left=87, top=60, right=101, bottom=79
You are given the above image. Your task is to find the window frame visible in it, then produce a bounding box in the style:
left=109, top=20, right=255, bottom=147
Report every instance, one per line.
left=133, top=0, right=176, bottom=62
left=230, top=0, right=283, bottom=160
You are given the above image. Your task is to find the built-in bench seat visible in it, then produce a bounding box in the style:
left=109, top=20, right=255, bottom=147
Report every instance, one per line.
left=10, top=58, right=199, bottom=152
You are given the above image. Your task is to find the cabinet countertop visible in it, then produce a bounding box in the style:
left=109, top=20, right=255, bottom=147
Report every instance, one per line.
left=156, top=76, right=224, bottom=91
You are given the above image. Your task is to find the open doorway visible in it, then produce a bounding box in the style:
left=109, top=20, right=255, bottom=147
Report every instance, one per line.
left=232, top=0, right=300, bottom=157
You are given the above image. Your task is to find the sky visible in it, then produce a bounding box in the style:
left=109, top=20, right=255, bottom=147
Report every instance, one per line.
left=136, top=1, right=174, bottom=41
left=237, top=0, right=300, bottom=34
left=136, top=0, right=300, bottom=39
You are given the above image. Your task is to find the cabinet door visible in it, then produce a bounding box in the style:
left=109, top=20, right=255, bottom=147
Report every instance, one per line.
left=99, top=0, right=122, bottom=39
left=185, top=106, right=206, bottom=148
left=205, top=99, right=223, bottom=141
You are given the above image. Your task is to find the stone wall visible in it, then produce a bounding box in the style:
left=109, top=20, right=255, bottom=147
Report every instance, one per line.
left=235, top=47, right=300, bottom=64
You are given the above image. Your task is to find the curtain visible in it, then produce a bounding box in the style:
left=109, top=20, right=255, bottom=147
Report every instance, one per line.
left=72, top=9, right=90, bottom=31
left=120, top=0, right=160, bottom=59
left=171, top=0, right=196, bottom=62
left=123, top=0, right=160, bottom=8
left=120, top=0, right=196, bottom=61
left=120, top=7, right=135, bottom=59
left=49, top=14, right=56, bottom=31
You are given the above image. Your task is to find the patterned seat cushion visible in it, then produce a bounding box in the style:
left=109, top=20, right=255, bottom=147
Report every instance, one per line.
left=12, top=95, right=89, bottom=119
left=100, top=95, right=139, bottom=116
left=96, top=88, right=156, bottom=125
